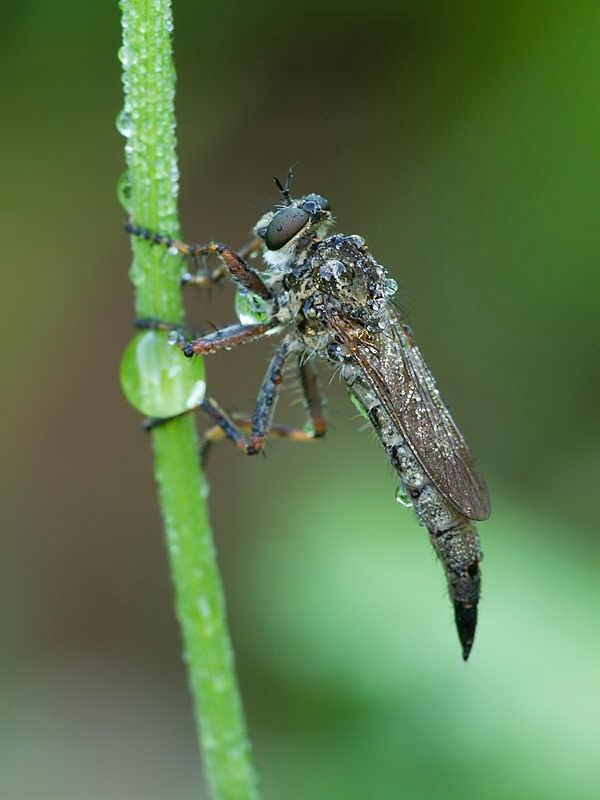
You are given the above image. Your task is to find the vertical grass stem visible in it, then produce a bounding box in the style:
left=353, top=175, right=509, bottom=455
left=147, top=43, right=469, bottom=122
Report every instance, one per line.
left=119, top=2, right=260, bottom=797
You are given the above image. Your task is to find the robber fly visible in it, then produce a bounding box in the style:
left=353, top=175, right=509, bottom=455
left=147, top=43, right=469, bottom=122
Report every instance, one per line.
left=127, top=168, right=490, bottom=660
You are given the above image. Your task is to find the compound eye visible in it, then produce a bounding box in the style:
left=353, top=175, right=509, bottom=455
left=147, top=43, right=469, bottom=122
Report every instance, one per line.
left=265, top=207, right=309, bottom=250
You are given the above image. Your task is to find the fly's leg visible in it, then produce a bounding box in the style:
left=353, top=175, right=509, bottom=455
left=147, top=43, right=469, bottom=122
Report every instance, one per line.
left=145, top=336, right=292, bottom=452
left=182, top=321, right=275, bottom=357
left=139, top=320, right=289, bottom=439
left=246, top=344, right=328, bottom=453
left=200, top=356, right=327, bottom=461
left=136, top=316, right=276, bottom=432
left=182, top=237, right=264, bottom=290
left=145, top=338, right=327, bottom=461
left=124, top=222, right=223, bottom=286
left=160, top=337, right=299, bottom=455
left=197, top=241, right=269, bottom=298
left=135, top=317, right=274, bottom=354
left=298, top=357, right=327, bottom=438
left=235, top=236, right=263, bottom=260
left=125, top=221, right=269, bottom=297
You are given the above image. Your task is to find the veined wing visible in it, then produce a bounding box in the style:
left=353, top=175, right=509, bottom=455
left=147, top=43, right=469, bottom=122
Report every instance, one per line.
left=334, top=312, right=490, bottom=521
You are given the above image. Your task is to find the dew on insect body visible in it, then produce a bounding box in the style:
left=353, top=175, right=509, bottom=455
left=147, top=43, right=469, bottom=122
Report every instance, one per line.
left=234, top=289, right=272, bottom=326
left=346, top=235, right=365, bottom=248
left=349, top=393, right=369, bottom=421
left=395, top=485, right=413, bottom=508
left=320, top=259, right=345, bottom=281
left=383, top=277, right=398, bottom=296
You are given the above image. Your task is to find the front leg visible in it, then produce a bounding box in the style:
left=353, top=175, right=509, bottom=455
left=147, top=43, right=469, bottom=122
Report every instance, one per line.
left=182, top=321, right=276, bottom=356
left=125, top=221, right=270, bottom=297
left=134, top=317, right=276, bottom=356
left=199, top=356, right=327, bottom=461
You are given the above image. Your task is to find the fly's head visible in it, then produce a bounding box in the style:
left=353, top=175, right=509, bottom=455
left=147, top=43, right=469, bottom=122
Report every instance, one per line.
left=254, top=192, right=334, bottom=272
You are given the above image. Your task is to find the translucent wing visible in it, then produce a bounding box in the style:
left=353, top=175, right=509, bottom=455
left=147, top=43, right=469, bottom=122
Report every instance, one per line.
left=334, top=312, right=490, bottom=521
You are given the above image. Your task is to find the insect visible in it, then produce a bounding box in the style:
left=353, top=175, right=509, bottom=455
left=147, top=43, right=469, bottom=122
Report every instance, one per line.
left=127, top=168, right=490, bottom=660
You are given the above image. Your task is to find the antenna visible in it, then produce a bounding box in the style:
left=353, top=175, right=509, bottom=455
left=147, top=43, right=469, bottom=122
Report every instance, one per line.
left=273, top=163, right=297, bottom=205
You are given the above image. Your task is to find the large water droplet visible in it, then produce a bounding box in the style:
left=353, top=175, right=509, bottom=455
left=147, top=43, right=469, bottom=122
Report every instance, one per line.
left=120, top=330, right=206, bottom=418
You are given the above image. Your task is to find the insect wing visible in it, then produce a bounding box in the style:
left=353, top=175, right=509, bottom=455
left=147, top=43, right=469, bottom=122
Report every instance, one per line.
left=337, top=314, right=490, bottom=521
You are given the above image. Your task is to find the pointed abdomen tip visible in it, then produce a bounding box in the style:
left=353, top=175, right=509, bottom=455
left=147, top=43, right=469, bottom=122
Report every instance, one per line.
left=455, top=604, right=478, bottom=661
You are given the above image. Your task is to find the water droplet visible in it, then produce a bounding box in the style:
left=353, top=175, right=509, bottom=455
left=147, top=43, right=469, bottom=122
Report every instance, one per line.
left=120, top=330, right=206, bottom=418
left=234, top=289, right=272, bottom=325
left=395, top=486, right=412, bottom=508
left=319, top=259, right=345, bottom=281
left=115, top=108, right=132, bottom=137
left=346, top=235, right=365, bottom=248
left=384, top=277, right=398, bottom=296
left=198, top=597, right=213, bottom=620
left=116, top=170, right=132, bottom=213
left=349, top=393, right=369, bottom=420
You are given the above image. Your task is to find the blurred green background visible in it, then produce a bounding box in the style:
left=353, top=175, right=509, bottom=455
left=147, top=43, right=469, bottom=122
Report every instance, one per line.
left=2, top=1, right=599, bottom=798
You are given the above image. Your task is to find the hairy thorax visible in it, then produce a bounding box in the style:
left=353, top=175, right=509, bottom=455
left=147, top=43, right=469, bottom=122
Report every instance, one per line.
left=276, top=233, right=398, bottom=356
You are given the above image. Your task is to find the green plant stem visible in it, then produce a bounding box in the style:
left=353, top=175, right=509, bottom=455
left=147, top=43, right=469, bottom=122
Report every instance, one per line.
left=119, top=2, right=259, bottom=798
